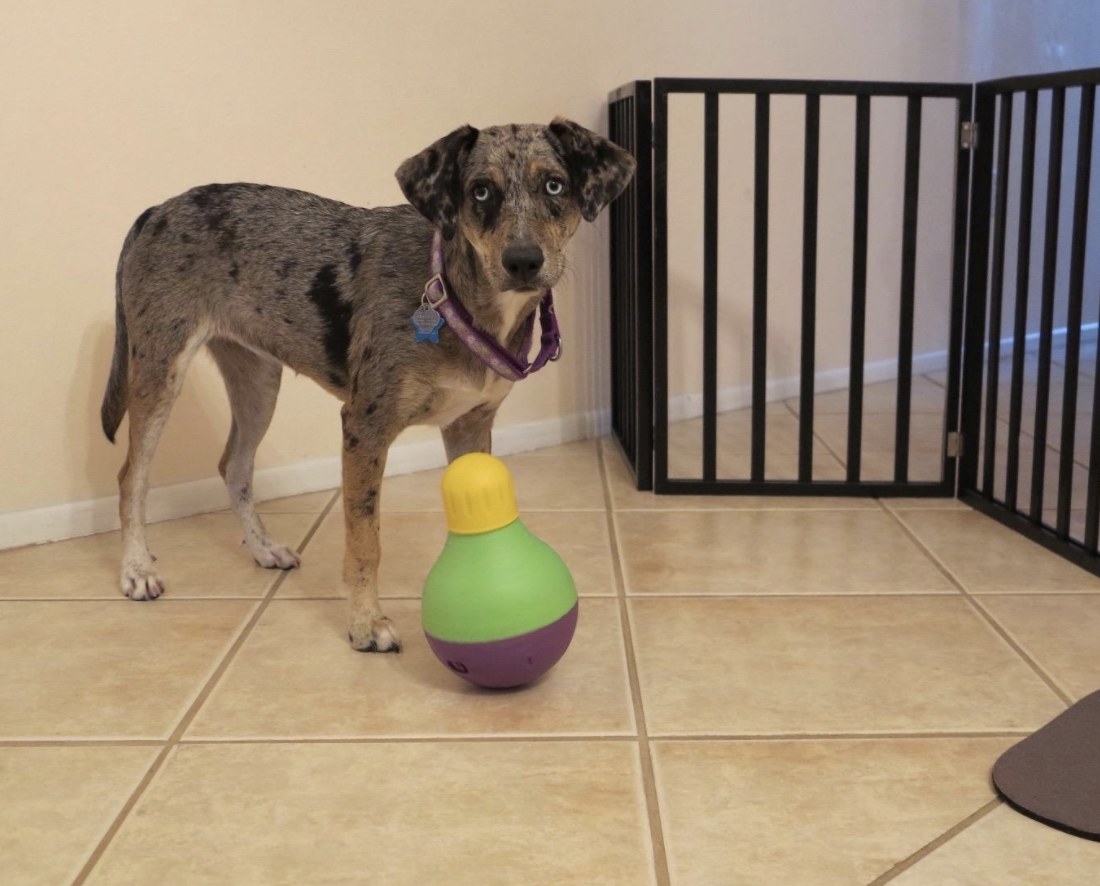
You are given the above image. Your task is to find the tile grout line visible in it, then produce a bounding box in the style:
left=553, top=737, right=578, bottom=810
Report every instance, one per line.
left=170, top=729, right=1033, bottom=745
left=597, top=443, right=672, bottom=886
left=69, top=489, right=341, bottom=886
left=865, top=798, right=1003, bottom=885
left=784, top=398, right=850, bottom=477
left=0, top=728, right=1036, bottom=750
left=877, top=500, right=1075, bottom=707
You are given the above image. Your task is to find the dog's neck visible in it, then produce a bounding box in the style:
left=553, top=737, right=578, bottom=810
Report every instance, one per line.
left=441, top=233, right=542, bottom=347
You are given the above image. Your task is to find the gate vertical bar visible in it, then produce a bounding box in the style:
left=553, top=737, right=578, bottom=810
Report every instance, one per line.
left=703, top=93, right=720, bottom=481
left=799, top=94, right=821, bottom=482
left=638, top=81, right=651, bottom=490
left=751, top=94, right=770, bottom=482
left=1056, top=84, right=1095, bottom=536
left=847, top=94, right=871, bottom=482
left=1029, top=86, right=1066, bottom=521
left=609, top=97, right=629, bottom=467
left=654, top=81, right=670, bottom=490
left=960, top=87, right=998, bottom=493
left=634, top=82, right=654, bottom=491
left=982, top=94, right=1014, bottom=495
left=1088, top=326, right=1100, bottom=550
left=895, top=96, right=922, bottom=482
left=1005, top=90, right=1038, bottom=510
left=608, top=81, right=654, bottom=491
left=942, top=87, right=974, bottom=492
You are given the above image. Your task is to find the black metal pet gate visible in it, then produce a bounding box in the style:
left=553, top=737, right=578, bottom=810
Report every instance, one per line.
left=609, top=68, right=1100, bottom=577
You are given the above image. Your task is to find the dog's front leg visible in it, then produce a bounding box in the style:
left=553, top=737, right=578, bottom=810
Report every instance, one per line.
left=441, top=404, right=500, bottom=463
left=340, top=403, right=401, bottom=653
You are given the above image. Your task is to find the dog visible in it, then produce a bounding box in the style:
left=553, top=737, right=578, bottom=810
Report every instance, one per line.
left=100, top=118, right=635, bottom=651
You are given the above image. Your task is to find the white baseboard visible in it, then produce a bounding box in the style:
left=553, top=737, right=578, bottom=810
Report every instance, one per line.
left=0, top=407, right=611, bottom=551
left=6, top=322, right=1093, bottom=551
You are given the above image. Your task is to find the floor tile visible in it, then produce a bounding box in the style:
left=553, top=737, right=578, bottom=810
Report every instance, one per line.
left=255, top=489, right=335, bottom=514
left=980, top=594, right=1100, bottom=701
left=890, top=805, right=1100, bottom=885
left=653, top=737, right=1011, bottom=886
left=985, top=427, right=1091, bottom=510
left=0, top=746, right=158, bottom=886
left=85, top=742, right=655, bottom=886
left=898, top=510, right=1100, bottom=593
left=1040, top=509, right=1089, bottom=542
left=786, top=376, right=949, bottom=415
left=0, top=512, right=316, bottom=599
left=628, top=596, right=1064, bottom=736
left=186, top=598, right=633, bottom=739
left=602, top=438, right=877, bottom=511
left=813, top=412, right=946, bottom=483
left=279, top=507, right=444, bottom=599
left=383, top=441, right=605, bottom=512
left=882, top=497, right=970, bottom=511
left=616, top=509, right=955, bottom=595
left=0, top=600, right=254, bottom=739
left=666, top=410, right=848, bottom=481
left=280, top=507, right=615, bottom=598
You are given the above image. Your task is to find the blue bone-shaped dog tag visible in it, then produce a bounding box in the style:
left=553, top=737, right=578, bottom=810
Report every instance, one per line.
left=412, top=303, right=445, bottom=343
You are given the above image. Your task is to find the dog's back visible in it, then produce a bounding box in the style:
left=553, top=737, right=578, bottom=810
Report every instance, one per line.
left=103, top=183, right=432, bottom=436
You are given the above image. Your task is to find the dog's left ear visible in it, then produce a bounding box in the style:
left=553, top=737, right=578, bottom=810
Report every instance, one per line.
left=396, top=124, right=480, bottom=240
left=548, top=117, right=637, bottom=222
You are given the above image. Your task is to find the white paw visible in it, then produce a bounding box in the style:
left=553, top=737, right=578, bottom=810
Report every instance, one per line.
left=247, top=540, right=302, bottom=570
left=121, top=565, right=165, bottom=600
left=348, top=614, right=401, bottom=653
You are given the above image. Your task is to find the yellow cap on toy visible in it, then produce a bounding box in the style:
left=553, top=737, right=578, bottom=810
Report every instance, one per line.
left=441, top=453, right=520, bottom=535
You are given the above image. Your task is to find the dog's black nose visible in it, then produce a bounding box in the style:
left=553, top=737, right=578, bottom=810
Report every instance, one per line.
left=501, top=244, right=545, bottom=285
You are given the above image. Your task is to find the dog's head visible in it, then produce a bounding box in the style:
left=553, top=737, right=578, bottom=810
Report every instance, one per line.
left=396, top=119, right=636, bottom=293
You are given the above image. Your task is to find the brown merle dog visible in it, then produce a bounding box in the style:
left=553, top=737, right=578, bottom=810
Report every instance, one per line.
left=100, top=118, right=635, bottom=651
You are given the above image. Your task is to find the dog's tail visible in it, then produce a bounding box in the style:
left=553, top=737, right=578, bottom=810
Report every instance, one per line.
left=101, top=219, right=142, bottom=443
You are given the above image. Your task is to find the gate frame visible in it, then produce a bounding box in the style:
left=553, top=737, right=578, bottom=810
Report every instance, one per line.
left=958, top=67, right=1100, bottom=577
left=608, top=68, right=1100, bottom=578
left=609, top=81, right=655, bottom=490
left=614, top=77, right=973, bottom=498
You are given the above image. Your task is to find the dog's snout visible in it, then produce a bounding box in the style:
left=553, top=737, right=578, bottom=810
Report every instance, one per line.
left=501, top=244, right=545, bottom=285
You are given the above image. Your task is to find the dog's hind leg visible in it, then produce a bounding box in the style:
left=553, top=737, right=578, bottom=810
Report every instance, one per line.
left=207, top=338, right=301, bottom=570
left=118, top=325, right=209, bottom=600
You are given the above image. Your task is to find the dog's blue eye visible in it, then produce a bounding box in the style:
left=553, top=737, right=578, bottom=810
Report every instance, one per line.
left=545, top=179, right=565, bottom=197
left=472, top=185, right=491, bottom=202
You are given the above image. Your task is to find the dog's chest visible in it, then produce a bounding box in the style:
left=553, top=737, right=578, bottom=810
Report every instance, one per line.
left=423, top=370, right=513, bottom=428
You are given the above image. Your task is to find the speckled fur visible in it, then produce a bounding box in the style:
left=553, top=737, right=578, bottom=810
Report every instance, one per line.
left=101, top=118, right=635, bottom=651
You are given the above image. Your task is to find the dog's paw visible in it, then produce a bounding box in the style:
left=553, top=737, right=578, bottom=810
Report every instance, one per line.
left=348, top=615, right=402, bottom=653
left=247, top=540, right=302, bottom=570
left=121, top=566, right=166, bottom=601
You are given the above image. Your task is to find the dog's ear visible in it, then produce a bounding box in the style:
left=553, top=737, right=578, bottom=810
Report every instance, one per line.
left=395, top=124, right=480, bottom=240
left=548, top=117, right=637, bottom=222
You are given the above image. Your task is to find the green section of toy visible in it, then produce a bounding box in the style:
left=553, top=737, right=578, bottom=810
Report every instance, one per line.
left=422, top=517, right=578, bottom=643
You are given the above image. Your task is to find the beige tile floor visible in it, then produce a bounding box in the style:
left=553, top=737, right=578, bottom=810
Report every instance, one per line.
left=3, top=439, right=1100, bottom=885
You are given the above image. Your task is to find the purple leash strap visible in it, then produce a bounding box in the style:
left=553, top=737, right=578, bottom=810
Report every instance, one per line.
left=423, top=232, right=561, bottom=382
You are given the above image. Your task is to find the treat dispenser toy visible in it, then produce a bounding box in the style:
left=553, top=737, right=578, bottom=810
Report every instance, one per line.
left=421, top=453, right=578, bottom=688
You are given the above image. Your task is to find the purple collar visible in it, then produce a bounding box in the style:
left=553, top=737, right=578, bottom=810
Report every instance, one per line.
left=419, top=232, right=562, bottom=382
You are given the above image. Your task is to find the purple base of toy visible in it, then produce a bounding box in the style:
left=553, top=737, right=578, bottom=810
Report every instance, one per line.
left=425, top=602, right=579, bottom=689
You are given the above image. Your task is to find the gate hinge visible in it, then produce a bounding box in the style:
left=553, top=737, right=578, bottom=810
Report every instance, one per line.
left=946, top=431, right=961, bottom=458
left=960, top=121, right=978, bottom=150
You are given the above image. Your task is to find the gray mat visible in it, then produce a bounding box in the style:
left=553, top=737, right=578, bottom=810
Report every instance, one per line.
left=992, top=689, right=1100, bottom=841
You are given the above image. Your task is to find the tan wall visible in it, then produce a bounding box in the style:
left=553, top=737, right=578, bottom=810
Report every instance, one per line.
left=0, top=0, right=640, bottom=521
left=0, top=0, right=977, bottom=528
